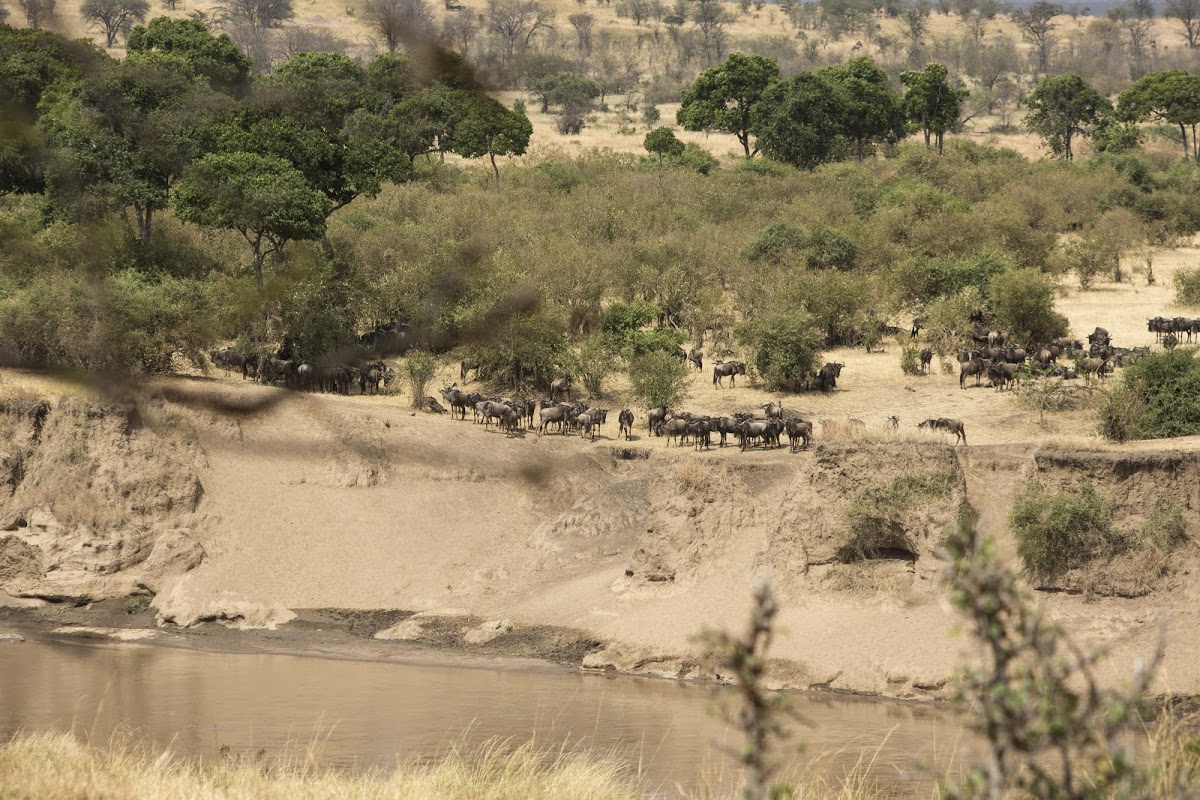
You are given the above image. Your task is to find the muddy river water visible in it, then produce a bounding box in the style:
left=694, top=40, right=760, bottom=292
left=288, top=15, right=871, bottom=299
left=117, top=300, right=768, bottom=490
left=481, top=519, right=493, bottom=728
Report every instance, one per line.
left=0, top=636, right=974, bottom=796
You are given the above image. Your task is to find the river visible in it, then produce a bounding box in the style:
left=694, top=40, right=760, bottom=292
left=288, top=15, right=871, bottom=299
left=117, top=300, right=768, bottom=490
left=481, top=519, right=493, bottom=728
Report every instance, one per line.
left=0, top=635, right=973, bottom=796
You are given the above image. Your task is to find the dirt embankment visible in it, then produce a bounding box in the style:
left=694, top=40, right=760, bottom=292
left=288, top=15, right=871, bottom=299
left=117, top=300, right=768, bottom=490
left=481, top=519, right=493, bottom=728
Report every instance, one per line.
left=2, top=385, right=1198, bottom=700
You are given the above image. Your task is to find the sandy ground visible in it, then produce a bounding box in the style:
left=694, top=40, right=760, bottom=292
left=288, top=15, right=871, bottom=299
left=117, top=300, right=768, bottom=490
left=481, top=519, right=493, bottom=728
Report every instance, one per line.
left=7, top=241, right=1200, bottom=699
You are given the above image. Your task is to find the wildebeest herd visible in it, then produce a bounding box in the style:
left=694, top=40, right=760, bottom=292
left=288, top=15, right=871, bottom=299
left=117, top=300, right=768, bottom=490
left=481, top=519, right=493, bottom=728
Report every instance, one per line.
left=952, top=327, right=1150, bottom=391
left=211, top=348, right=396, bottom=395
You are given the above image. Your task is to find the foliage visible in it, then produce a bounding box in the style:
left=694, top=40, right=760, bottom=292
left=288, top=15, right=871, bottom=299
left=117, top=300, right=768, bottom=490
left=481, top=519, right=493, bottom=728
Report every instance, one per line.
left=1117, top=70, right=1200, bottom=162
left=126, top=17, right=250, bottom=90
left=403, top=349, right=437, bottom=408
left=1013, top=378, right=1091, bottom=423
left=922, top=287, right=987, bottom=359
left=900, top=62, right=969, bottom=155
left=899, top=343, right=922, bottom=375
left=642, top=126, right=683, bottom=158
left=627, top=349, right=688, bottom=408
left=986, top=268, right=1068, bottom=348
left=676, top=52, right=777, bottom=159
left=80, top=0, right=150, bottom=47
left=1099, top=348, right=1200, bottom=440
left=450, top=95, right=533, bottom=183
left=1173, top=266, right=1200, bottom=305
left=944, top=513, right=1169, bottom=799
left=1010, top=481, right=1115, bottom=579
left=891, top=252, right=1012, bottom=307
left=577, top=334, right=616, bottom=396
left=1025, top=74, right=1109, bottom=161
left=842, top=470, right=956, bottom=561
left=737, top=308, right=823, bottom=392
left=820, top=56, right=905, bottom=162
left=752, top=71, right=847, bottom=170
left=123, top=594, right=151, bottom=614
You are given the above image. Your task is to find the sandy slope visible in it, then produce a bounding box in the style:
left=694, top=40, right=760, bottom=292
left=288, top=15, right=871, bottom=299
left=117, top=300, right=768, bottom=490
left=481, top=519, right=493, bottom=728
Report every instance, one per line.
left=5, top=243, right=1200, bottom=699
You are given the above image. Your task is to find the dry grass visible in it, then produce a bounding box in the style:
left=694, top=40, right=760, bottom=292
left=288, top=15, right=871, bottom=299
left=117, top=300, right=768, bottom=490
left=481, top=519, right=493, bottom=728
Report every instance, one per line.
left=0, top=732, right=646, bottom=800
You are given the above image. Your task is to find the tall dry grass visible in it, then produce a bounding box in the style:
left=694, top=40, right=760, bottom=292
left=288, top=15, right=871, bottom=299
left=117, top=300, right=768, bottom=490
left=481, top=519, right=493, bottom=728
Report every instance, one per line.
left=0, top=732, right=645, bottom=800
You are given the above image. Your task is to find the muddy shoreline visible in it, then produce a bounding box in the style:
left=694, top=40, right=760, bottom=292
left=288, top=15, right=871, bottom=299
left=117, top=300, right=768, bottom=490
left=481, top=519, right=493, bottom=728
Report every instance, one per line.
left=0, top=599, right=955, bottom=712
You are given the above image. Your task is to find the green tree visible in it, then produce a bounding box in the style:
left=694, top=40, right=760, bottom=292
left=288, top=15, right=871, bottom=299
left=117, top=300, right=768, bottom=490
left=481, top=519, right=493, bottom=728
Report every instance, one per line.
left=1011, top=1, right=1063, bottom=72
left=628, top=349, right=689, bottom=408
left=752, top=71, right=846, bottom=169
left=1165, top=0, right=1200, bottom=47
left=820, top=56, right=905, bottom=161
left=80, top=0, right=150, bottom=47
left=677, top=52, right=778, bottom=158
left=737, top=309, right=824, bottom=392
left=451, top=95, right=532, bottom=183
left=1118, top=70, right=1200, bottom=161
left=900, top=62, right=968, bottom=154
left=126, top=17, right=251, bottom=91
left=0, top=26, right=104, bottom=119
left=643, top=125, right=684, bottom=189
left=987, top=267, right=1068, bottom=348
left=221, top=0, right=294, bottom=30
left=173, top=152, right=330, bottom=293
left=39, top=54, right=234, bottom=245
left=1024, top=73, right=1108, bottom=160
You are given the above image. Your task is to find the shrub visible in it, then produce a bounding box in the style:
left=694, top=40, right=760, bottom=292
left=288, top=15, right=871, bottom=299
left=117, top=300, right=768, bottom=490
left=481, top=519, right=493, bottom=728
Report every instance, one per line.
left=123, top=594, right=152, bottom=615
left=1010, top=482, right=1115, bottom=580
left=403, top=350, right=437, bottom=408
left=600, top=299, right=659, bottom=335
left=628, top=349, right=689, bottom=408
left=742, top=222, right=807, bottom=263
left=1098, top=348, right=1200, bottom=440
left=737, top=309, right=823, bottom=392
left=986, top=268, right=1068, bottom=349
left=577, top=335, right=617, bottom=397
left=899, top=344, right=922, bottom=375
left=1173, top=267, right=1200, bottom=306
left=891, top=252, right=1012, bottom=307
left=841, top=470, right=956, bottom=561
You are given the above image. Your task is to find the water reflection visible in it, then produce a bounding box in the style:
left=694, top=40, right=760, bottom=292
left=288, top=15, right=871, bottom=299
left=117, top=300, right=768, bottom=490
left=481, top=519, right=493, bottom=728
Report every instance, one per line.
left=0, top=637, right=972, bottom=795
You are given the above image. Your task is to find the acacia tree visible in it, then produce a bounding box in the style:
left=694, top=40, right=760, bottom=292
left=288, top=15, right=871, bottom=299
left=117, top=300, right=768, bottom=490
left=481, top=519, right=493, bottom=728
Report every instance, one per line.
left=486, top=0, right=555, bottom=62
left=822, top=55, right=905, bottom=161
left=80, top=0, right=149, bottom=47
left=18, top=0, right=57, bottom=29
left=1118, top=70, right=1200, bottom=161
left=364, top=0, right=433, bottom=55
left=174, top=152, right=329, bottom=294
left=901, top=61, right=969, bottom=153
left=676, top=52, right=778, bottom=158
left=1011, top=1, right=1063, bottom=72
left=126, top=18, right=251, bottom=91
left=1025, top=73, right=1107, bottom=160
left=752, top=71, right=846, bottom=169
left=1165, top=0, right=1200, bottom=47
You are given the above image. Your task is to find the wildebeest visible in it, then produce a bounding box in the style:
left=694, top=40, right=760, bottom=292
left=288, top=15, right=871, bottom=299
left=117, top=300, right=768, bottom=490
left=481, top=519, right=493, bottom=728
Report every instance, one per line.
left=987, top=361, right=1021, bottom=391
left=737, top=419, right=776, bottom=451
left=988, top=330, right=1005, bottom=348
left=1087, top=327, right=1110, bottom=348
left=647, top=406, right=671, bottom=434
left=712, top=361, right=747, bottom=388
left=785, top=419, right=812, bottom=452
left=685, top=417, right=712, bottom=450
left=918, top=417, right=967, bottom=445
left=440, top=385, right=471, bottom=419
left=761, top=401, right=784, bottom=420
left=710, top=416, right=740, bottom=447
left=659, top=417, right=689, bottom=446
left=687, top=348, right=703, bottom=371
left=815, top=362, right=844, bottom=391
left=918, top=348, right=933, bottom=374
left=618, top=409, right=634, bottom=440
left=1078, top=357, right=1111, bottom=385
left=577, top=412, right=596, bottom=441
left=425, top=397, right=447, bottom=414
left=887, top=415, right=899, bottom=429
left=537, top=404, right=570, bottom=434
left=959, top=357, right=988, bottom=389
left=550, top=376, right=572, bottom=401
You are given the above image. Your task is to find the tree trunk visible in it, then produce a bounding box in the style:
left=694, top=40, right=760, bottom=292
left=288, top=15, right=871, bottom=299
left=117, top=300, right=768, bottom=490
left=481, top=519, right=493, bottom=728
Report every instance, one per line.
left=937, top=131, right=945, bottom=154
left=1181, top=122, right=1190, bottom=161
left=489, top=150, right=500, bottom=185
left=740, top=131, right=751, bottom=158
left=320, top=232, right=335, bottom=260
left=856, top=137, right=864, bottom=162
left=252, top=233, right=265, bottom=296
left=134, top=203, right=152, bottom=247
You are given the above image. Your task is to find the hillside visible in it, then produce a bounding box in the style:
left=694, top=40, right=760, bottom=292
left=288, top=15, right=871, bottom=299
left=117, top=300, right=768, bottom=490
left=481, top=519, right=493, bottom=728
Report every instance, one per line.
left=5, top=245, right=1200, bottom=698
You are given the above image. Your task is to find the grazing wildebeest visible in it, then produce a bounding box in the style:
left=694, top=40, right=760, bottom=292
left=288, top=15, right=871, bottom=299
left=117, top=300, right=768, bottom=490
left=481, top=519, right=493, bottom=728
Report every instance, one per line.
left=647, top=406, right=671, bottom=434
left=712, top=361, right=746, bottom=388
left=919, top=348, right=933, bottom=374
left=1078, top=357, right=1111, bottom=386
left=785, top=419, right=812, bottom=452
left=618, top=409, right=634, bottom=440
left=687, top=348, right=703, bottom=371
left=815, top=362, right=844, bottom=391
left=919, top=418, right=967, bottom=445
left=959, top=357, right=989, bottom=389
left=550, top=376, right=572, bottom=401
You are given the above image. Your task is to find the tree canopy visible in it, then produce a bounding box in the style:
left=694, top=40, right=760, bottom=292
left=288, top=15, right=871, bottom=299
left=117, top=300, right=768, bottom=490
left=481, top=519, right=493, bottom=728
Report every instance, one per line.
left=1118, top=70, right=1200, bottom=161
left=677, top=52, right=779, bottom=158
left=1025, top=73, right=1109, bottom=160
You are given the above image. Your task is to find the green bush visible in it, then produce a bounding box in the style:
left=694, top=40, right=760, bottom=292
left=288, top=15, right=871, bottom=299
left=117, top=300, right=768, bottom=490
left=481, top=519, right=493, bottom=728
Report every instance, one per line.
left=1098, top=348, right=1200, bottom=440
left=742, top=223, right=807, bottom=263
left=403, top=350, right=437, bottom=408
left=600, top=299, right=659, bottom=335
left=1010, top=482, right=1116, bottom=579
left=899, top=344, right=922, bottom=375
left=986, top=268, right=1069, bottom=349
left=628, top=349, right=689, bottom=408
left=891, top=252, right=1013, bottom=307
left=1173, top=267, right=1200, bottom=306
left=577, top=335, right=617, bottom=397
left=737, top=309, right=823, bottom=392
left=842, top=470, right=956, bottom=561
